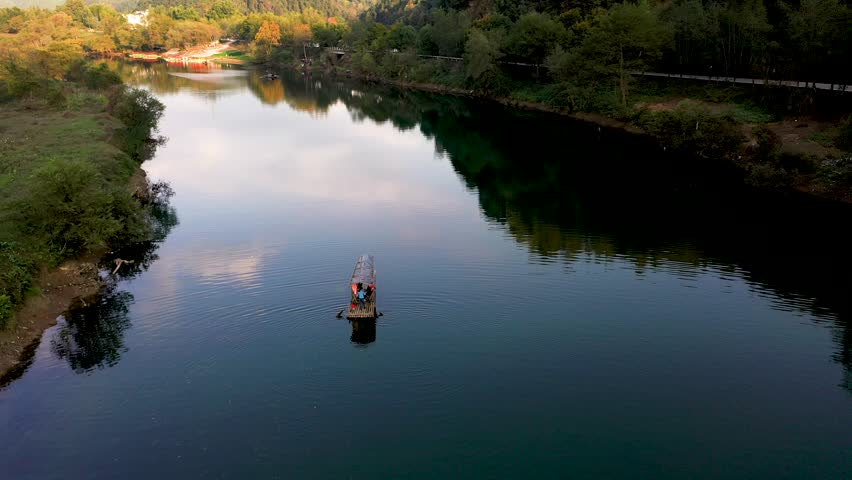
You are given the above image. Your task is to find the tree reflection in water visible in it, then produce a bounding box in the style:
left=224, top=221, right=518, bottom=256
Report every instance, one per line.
left=116, top=63, right=852, bottom=393
left=52, top=201, right=179, bottom=373
left=52, top=287, right=133, bottom=373
left=293, top=73, right=852, bottom=390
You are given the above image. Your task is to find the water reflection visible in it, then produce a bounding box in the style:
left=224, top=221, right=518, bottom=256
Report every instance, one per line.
left=52, top=202, right=179, bottom=373
left=112, top=61, right=247, bottom=101
left=51, top=287, right=133, bottom=372
left=105, top=202, right=180, bottom=282
left=117, top=63, right=851, bottom=392
left=349, top=319, right=376, bottom=346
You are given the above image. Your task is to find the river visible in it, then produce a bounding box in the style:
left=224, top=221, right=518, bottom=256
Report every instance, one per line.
left=1, top=64, right=850, bottom=479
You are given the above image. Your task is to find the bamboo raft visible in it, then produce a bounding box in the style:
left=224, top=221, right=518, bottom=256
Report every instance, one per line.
left=347, top=255, right=377, bottom=319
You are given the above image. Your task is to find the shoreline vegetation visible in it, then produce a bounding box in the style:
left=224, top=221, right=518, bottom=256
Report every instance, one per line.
left=325, top=68, right=851, bottom=203
left=0, top=21, right=172, bottom=379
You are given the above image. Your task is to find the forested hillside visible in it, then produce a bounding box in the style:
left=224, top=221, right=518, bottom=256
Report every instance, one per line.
left=361, top=0, right=852, bottom=82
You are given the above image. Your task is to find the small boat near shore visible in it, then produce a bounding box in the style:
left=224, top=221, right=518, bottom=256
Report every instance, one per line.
left=346, top=255, right=377, bottom=319
left=262, top=71, right=279, bottom=80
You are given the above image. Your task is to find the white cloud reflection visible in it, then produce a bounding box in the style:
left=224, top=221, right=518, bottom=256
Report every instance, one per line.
left=145, top=100, right=466, bottom=215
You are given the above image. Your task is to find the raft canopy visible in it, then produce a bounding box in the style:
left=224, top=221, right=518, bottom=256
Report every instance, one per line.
left=350, top=254, right=376, bottom=286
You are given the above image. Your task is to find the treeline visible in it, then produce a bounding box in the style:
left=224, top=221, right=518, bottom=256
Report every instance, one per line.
left=367, top=0, right=852, bottom=80
left=0, top=0, right=355, bottom=52
left=348, top=0, right=852, bottom=93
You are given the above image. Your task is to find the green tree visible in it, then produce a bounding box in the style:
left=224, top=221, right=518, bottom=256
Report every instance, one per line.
left=431, top=8, right=469, bottom=57
left=61, top=0, right=93, bottom=28
left=504, top=11, right=569, bottom=64
left=352, top=49, right=377, bottom=74
left=312, top=22, right=346, bottom=47
left=109, top=87, right=165, bottom=161
left=782, top=0, right=849, bottom=79
left=416, top=24, right=438, bottom=55
left=568, top=1, right=670, bottom=112
left=144, top=12, right=174, bottom=48
left=711, top=0, right=771, bottom=76
left=168, top=5, right=201, bottom=21
left=89, top=4, right=121, bottom=28
left=15, top=159, right=128, bottom=255
left=33, top=40, right=85, bottom=80
left=663, top=0, right=716, bottom=69
left=387, top=23, right=416, bottom=51
left=84, top=32, right=117, bottom=55
left=464, top=28, right=504, bottom=81
left=207, top=0, right=238, bottom=20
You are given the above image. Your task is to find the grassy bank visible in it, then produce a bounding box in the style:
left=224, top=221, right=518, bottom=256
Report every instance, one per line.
left=0, top=64, right=167, bottom=331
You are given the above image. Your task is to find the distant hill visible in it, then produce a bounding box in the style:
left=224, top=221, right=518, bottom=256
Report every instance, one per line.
left=0, top=0, right=65, bottom=8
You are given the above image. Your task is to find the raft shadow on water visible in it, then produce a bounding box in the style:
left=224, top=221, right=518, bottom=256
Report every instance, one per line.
left=349, top=318, right=377, bottom=346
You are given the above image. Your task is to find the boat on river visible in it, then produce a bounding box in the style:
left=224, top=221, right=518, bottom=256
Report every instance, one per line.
left=347, top=255, right=377, bottom=319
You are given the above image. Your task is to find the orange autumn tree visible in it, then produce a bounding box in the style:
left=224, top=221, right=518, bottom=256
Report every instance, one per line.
left=254, top=20, right=281, bottom=61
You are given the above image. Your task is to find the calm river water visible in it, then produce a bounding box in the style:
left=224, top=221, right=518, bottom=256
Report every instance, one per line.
left=1, top=64, right=850, bottom=479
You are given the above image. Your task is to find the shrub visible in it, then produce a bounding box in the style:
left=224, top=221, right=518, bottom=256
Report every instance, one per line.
left=13, top=158, right=150, bottom=258
left=0, top=62, right=39, bottom=98
left=409, top=60, right=440, bottom=83
left=837, top=117, right=852, bottom=151
left=77, top=63, right=122, bottom=90
left=65, top=90, right=108, bottom=111
left=774, top=151, right=817, bottom=174
left=0, top=294, right=11, bottom=328
left=0, top=242, right=34, bottom=306
left=746, top=164, right=794, bottom=189
left=636, top=101, right=745, bottom=160
left=817, top=156, right=852, bottom=190
left=271, top=48, right=293, bottom=65
left=751, top=125, right=780, bottom=162
left=0, top=242, right=34, bottom=328
left=108, top=87, right=165, bottom=161
left=351, top=50, right=377, bottom=75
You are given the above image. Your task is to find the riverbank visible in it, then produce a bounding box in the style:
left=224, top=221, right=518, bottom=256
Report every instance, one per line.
left=322, top=65, right=850, bottom=204
left=0, top=75, right=167, bottom=381
left=127, top=41, right=253, bottom=66
left=0, top=259, right=103, bottom=386
left=342, top=71, right=645, bottom=134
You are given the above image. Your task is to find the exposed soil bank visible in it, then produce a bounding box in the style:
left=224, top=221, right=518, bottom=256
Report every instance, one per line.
left=0, top=260, right=104, bottom=387
left=0, top=167, right=157, bottom=385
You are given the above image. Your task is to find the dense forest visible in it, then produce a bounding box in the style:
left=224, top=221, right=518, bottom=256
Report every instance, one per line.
left=355, top=0, right=852, bottom=86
